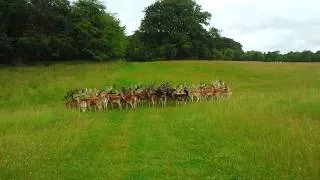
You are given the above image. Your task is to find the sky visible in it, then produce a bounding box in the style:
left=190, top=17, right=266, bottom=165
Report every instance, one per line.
left=102, top=0, right=320, bottom=53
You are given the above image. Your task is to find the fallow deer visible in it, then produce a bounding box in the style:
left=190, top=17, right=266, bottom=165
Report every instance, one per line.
left=106, top=94, right=122, bottom=110
left=120, top=92, right=138, bottom=109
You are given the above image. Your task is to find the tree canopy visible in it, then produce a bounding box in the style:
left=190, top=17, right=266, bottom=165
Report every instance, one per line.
left=126, top=0, right=243, bottom=61
left=0, top=0, right=126, bottom=64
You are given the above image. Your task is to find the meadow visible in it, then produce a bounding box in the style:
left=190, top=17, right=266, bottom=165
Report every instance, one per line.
left=0, top=60, right=319, bottom=179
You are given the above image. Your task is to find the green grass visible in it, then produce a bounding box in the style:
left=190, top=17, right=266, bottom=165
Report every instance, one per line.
left=0, top=60, right=319, bottom=179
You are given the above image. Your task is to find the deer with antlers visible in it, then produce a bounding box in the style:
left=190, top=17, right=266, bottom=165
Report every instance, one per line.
left=106, top=94, right=122, bottom=110
left=120, top=89, right=138, bottom=109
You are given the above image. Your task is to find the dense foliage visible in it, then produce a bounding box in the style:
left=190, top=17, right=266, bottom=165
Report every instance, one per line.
left=0, top=0, right=126, bottom=64
left=0, top=0, right=319, bottom=64
left=125, top=0, right=243, bottom=61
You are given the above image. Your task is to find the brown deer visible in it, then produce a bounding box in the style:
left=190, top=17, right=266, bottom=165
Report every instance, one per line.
left=200, top=87, right=215, bottom=100
left=99, top=92, right=111, bottom=111
left=159, top=94, right=167, bottom=107
left=146, top=90, right=160, bottom=108
left=121, top=92, right=138, bottom=109
left=213, top=87, right=224, bottom=100
left=189, top=88, right=202, bottom=103
left=85, top=96, right=103, bottom=111
left=134, top=91, right=149, bottom=107
left=106, top=94, right=122, bottom=110
left=65, top=99, right=78, bottom=109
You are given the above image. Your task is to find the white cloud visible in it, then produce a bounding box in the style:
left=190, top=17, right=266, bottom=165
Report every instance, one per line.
left=103, top=0, right=320, bottom=52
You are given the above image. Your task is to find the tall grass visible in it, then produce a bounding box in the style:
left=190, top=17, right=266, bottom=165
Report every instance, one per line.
left=0, top=61, right=319, bottom=179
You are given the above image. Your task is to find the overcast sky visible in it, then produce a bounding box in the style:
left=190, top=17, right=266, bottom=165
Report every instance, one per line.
left=103, top=0, right=320, bottom=53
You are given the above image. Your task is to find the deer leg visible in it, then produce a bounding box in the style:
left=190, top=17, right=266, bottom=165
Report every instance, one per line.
left=118, top=102, right=122, bottom=110
left=133, top=100, right=137, bottom=109
left=134, top=100, right=137, bottom=109
left=104, top=102, right=108, bottom=111
left=152, top=99, right=155, bottom=108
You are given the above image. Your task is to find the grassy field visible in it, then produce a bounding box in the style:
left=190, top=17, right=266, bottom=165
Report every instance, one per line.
left=0, top=60, right=319, bottom=179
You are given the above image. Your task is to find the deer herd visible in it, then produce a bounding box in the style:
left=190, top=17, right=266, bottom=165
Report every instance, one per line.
left=64, top=80, right=232, bottom=112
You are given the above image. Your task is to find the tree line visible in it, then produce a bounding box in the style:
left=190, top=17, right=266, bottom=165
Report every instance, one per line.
left=241, top=50, right=320, bottom=62
left=0, top=0, right=126, bottom=64
left=1, top=0, right=319, bottom=65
